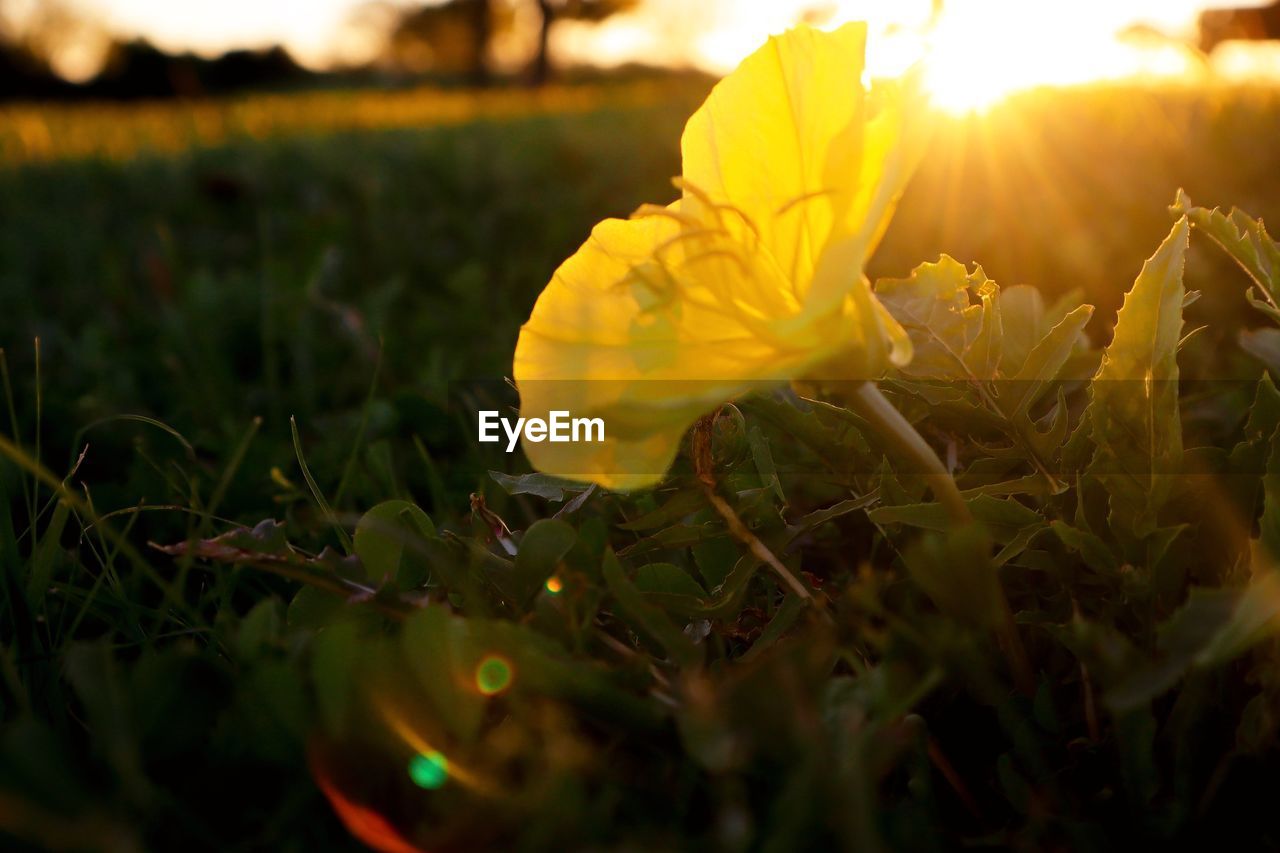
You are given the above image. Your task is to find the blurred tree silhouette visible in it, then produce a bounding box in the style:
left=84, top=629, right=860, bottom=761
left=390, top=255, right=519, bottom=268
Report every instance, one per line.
left=379, top=0, right=635, bottom=85
left=0, top=0, right=303, bottom=100
left=0, top=0, right=81, bottom=97
left=385, top=0, right=502, bottom=83
left=529, top=0, right=637, bottom=83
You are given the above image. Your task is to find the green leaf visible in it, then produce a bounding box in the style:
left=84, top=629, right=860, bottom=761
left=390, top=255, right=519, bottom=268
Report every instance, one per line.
left=353, top=500, right=434, bottom=580
left=997, top=284, right=1048, bottom=374
left=1262, top=422, right=1280, bottom=559
left=634, top=562, right=707, bottom=598
left=875, top=256, right=996, bottom=380
left=1240, top=328, right=1280, bottom=375
left=691, top=535, right=739, bottom=590
left=287, top=585, right=344, bottom=630
left=619, top=522, right=723, bottom=556
left=401, top=606, right=487, bottom=743
left=1173, top=189, right=1280, bottom=322
left=1050, top=521, right=1120, bottom=575
left=740, top=594, right=808, bottom=662
left=747, top=425, right=785, bottom=504
left=1231, top=374, right=1280, bottom=472
left=26, top=499, right=70, bottom=605
left=785, top=494, right=878, bottom=543
left=1085, top=218, right=1189, bottom=541
left=489, top=471, right=589, bottom=502
left=235, top=598, right=283, bottom=657
left=602, top=549, right=701, bottom=667
left=901, top=523, right=1004, bottom=631
left=618, top=489, right=704, bottom=531
left=514, top=519, right=578, bottom=603
left=971, top=275, right=1003, bottom=379
left=1194, top=570, right=1280, bottom=666
left=310, top=619, right=362, bottom=732
left=1105, top=577, right=1280, bottom=712
left=1002, top=304, right=1095, bottom=417
left=868, top=495, right=1042, bottom=545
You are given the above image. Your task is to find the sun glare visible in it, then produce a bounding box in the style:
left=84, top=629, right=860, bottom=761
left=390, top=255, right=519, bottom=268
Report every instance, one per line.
left=912, top=3, right=1206, bottom=114
left=559, top=1, right=1266, bottom=116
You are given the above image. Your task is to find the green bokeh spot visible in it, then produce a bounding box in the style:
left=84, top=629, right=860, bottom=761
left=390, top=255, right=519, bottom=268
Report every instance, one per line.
left=476, top=655, right=513, bottom=695
left=408, top=751, right=449, bottom=790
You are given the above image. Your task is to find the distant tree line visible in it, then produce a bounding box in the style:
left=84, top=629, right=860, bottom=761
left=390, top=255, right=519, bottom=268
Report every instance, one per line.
left=378, top=0, right=636, bottom=84
left=0, top=40, right=305, bottom=100
left=0, top=0, right=637, bottom=101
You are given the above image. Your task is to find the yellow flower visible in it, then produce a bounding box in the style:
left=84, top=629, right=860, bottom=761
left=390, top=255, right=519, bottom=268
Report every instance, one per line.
left=513, top=22, right=931, bottom=489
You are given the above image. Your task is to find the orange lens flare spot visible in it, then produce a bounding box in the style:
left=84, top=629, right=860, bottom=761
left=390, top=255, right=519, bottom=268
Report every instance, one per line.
left=475, top=656, right=513, bottom=696
left=544, top=575, right=564, bottom=594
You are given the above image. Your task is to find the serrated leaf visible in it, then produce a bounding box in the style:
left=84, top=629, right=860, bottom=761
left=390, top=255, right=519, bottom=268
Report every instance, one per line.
left=489, top=471, right=589, bottom=502
left=786, top=494, right=878, bottom=542
left=971, top=276, right=1003, bottom=378
left=875, top=256, right=995, bottom=380
left=740, top=393, right=872, bottom=471
left=1085, top=218, right=1189, bottom=541
left=1232, top=374, right=1280, bottom=459
left=1174, top=189, right=1280, bottom=320
left=1049, top=521, right=1120, bottom=575
left=868, top=494, right=1042, bottom=544
left=1224, top=375, right=1280, bottom=546
left=1002, top=305, right=1095, bottom=417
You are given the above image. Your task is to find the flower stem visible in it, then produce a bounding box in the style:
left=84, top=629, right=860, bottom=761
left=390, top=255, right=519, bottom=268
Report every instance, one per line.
left=843, top=382, right=971, bottom=525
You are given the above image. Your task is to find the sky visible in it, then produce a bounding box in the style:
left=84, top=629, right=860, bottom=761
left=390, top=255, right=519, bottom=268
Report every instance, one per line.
left=10, top=0, right=1278, bottom=78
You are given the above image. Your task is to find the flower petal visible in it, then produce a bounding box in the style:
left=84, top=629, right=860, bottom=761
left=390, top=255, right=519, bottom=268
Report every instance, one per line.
left=681, top=23, right=870, bottom=292
left=514, top=207, right=832, bottom=488
left=681, top=24, right=931, bottom=316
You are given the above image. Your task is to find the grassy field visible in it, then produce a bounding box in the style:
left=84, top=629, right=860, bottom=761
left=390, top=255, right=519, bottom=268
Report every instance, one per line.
left=3, top=79, right=1280, bottom=850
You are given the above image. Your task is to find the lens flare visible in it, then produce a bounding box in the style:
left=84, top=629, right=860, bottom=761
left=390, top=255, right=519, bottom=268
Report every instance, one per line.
left=475, top=656, right=513, bottom=695
left=408, top=751, right=449, bottom=790
left=544, top=575, right=564, bottom=594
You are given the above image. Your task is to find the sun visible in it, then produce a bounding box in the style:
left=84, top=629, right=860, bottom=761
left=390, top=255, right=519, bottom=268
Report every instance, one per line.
left=909, top=3, right=1204, bottom=114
